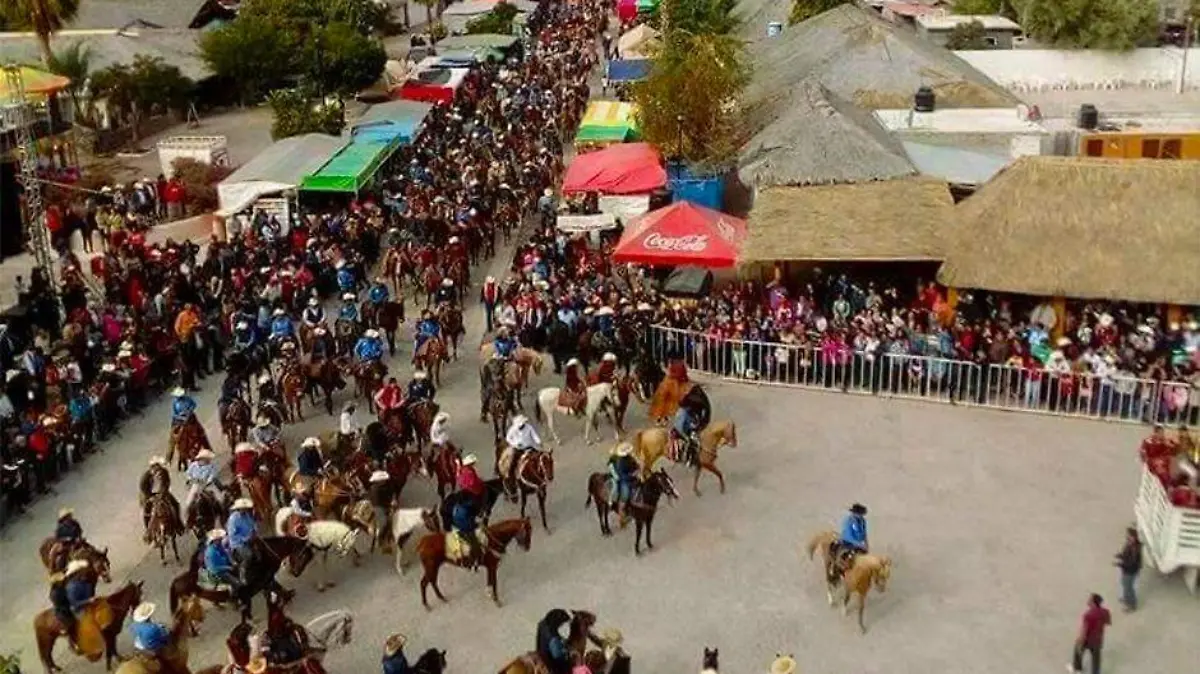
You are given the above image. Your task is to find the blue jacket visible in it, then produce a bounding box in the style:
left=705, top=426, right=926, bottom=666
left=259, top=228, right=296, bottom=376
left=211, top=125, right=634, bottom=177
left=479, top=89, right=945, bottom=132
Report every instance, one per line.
left=417, top=320, right=440, bottom=339
left=406, top=379, right=434, bottom=401
left=270, top=316, right=294, bottom=339
left=69, top=396, right=93, bottom=422
left=355, top=337, right=383, bottom=362
left=297, top=447, right=322, bottom=477
left=220, top=377, right=243, bottom=403
left=452, top=502, right=476, bottom=533
left=382, top=651, right=410, bottom=674
left=368, top=284, right=389, bottom=304
left=226, top=510, right=257, bottom=550
left=339, top=304, right=359, bottom=322
left=66, top=578, right=95, bottom=612
left=673, top=407, right=698, bottom=437
left=233, top=329, right=257, bottom=349
left=172, top=396, right=197, bottom=424
left=493, top=337, right=516, bottom=357
left=130, top=620, right=171, bottom=652
left=337, top=268, right=356, bottom=291
left=609, top=455, right=637, bottom=483
left=839, top=513, right=868, bottom=550
left=204, top=540, right=234, bottom=575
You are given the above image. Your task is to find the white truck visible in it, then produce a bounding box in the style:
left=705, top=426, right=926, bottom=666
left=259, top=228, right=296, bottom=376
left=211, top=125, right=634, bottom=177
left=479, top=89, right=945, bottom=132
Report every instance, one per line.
left=1134, top=462, right=1200, bottom=594
left=157, top=136, right=230, bottom=178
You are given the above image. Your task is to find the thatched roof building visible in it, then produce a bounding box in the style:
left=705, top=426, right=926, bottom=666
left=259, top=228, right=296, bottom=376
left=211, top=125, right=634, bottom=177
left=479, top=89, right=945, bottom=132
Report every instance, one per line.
left=739, top=78, right=917, bottom=188
left=938, top=157, right=1200, bottom=305
left=742, top=178, right=953, bottom=262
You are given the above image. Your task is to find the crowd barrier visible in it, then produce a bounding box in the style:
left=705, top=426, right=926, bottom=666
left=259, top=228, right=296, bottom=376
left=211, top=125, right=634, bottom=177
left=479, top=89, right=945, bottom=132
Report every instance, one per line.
left=646, top=325, right=1199, bottom=428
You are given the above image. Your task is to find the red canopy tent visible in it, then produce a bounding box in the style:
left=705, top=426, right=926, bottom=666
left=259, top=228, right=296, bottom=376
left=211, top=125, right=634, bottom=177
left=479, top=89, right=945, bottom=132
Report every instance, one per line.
left=611, top=201, right=747, bottom=268
left=561, top=142, right=666, bottom=195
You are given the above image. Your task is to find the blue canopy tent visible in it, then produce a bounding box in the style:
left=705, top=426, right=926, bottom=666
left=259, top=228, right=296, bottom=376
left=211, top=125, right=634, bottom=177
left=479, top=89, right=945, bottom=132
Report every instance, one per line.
left=607, top=59, right=652, bottom=83
left=350, top=100, right=434, bottom=144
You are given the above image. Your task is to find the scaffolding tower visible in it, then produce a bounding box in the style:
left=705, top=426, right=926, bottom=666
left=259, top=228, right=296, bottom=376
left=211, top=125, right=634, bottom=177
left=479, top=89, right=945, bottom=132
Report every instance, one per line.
left=3, top=63, right=60, bottom=309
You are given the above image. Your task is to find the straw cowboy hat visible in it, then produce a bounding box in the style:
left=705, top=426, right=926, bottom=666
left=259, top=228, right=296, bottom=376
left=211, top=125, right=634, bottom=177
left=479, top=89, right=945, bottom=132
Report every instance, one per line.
left=195, top=449, right=215, bottom=461
left=434, top=411, right=450, bottom=423
left=342, top=292, right=356, bottom=301
left=369, top=470, right=390, bottom=483
left=770, top=655, right=797, bottom=674
left=256, top=416, right=271, bottom=427
left=598, top=628, right=623, bottom=648
left=58, top=507, right=74, bottom=519
left=385, top=633, right=407, bottom=656
left=232, top=498, right=255, bottom=511
left=1056, top=336, right=1072, bottom=347
left=449, top=236, right=460, bottom=244
left=65, top=559, right=90, bottom=577
left=101, top=363, right=117, bottom=373
left=133, top=602, right=156, bottom=623
left=273, top=309, right=285, bottom=317
left=567, top=358, right=581, bottom=367
left=246, top=656, right=268, bottom=674
left=309, top=297, right=320, bottom=307
left=414, top=370, right=427, bottom=379
left=366, top=329, right=380, bottom=338
left=602, top=352, right=617, bottom=362
left=148, top=456, right=167, bottom=467
left=302, top=437, right=321, bottom=448
left=596, top=306, right=614, bottom=316
left=462, top=454, right=478, bottom=467
left=118, top=349, right=132, bottom=358
left=1098, top=313, right=1114, bottom=327
left=171, top=387, right=187, bottom=397
left=442, top=278, right=454, bottom=287
left=615, top=443, right=632, bottom=457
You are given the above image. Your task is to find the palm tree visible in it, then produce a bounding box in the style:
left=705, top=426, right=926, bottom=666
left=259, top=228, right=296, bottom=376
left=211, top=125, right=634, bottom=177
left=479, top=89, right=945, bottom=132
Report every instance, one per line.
left=46, top=41, right=92, bottom=123
left=1, top=0, right=81, bottom=64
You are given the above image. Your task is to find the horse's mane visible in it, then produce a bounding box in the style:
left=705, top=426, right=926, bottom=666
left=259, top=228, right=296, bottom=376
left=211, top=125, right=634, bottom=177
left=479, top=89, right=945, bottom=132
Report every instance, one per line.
left=305, top=609, right=353, bottom=650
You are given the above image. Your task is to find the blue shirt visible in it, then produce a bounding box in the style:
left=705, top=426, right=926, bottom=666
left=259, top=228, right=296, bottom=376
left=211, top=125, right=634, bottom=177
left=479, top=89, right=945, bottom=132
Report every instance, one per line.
left=337, top=268, right=356, bottom=291
left=417, top=320, right=440, bottom=338
left=69, top=396, right=92, bottom=422
left=839, top=513, right=867, bottom=549
left=673, top=407, right=697, bottom=436
left=130, top=620, right=171, bottom=652
left=234, top=329, right=256, bottom=348
left=452, top=503, right=476, bottom=533
left=368, top=284, right=389, bottom=304
left=382, top=652, right=410, bottom=674
left=493, top=337, right=516, bottom=357
left=355, top=337, right=383, bottom=362
left=172, top=396, right=197, bottom=423
left=270, top=316, right=294, bottom=338
left=204, top=540, right=234, bottom=574
left=66, top=578, right=95, bottom=612
left=226, top=510, right=257, bottom=549
left=339, top=304, right=359, bottom=322
left=407, top=379, right=434, bottom=401
left=187, top=461, right=219, bottom=486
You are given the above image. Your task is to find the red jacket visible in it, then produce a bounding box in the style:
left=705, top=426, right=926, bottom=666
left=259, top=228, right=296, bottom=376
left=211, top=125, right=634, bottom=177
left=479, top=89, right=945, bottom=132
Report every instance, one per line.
left=374, top=384, right=404, bottom=411
left=456, top=465, right=484, bottom=497
left=29, top=429, right=52, bottom=460
left=233, top=452, right=258, bottom=478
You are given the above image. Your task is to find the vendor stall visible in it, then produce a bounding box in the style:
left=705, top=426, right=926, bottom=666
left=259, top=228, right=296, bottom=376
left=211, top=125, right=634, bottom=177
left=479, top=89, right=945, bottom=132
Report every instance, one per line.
left=562, top=142, right=667, bottom=195
left=611, top=200, right=746, bottom=268
left=397, top=65, right=469, bottom=104
left=606, top=59, right=651, bottom=83
left=575, top=100, right=639, bottom=145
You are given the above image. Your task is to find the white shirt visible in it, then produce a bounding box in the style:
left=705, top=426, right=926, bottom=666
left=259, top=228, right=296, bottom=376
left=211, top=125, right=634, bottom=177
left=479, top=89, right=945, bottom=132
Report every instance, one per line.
left=506, top=422, right=541, bottom=450
left=339, top=411, right=358, bottom=435
left=430, top=419, right=450, bottom=445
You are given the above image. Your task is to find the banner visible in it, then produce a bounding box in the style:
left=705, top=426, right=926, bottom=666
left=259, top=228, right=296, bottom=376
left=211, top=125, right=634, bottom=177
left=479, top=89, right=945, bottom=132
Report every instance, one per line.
left=556, top=213, right=617, bottom=233
left=598, top=195, right=650, bottom=224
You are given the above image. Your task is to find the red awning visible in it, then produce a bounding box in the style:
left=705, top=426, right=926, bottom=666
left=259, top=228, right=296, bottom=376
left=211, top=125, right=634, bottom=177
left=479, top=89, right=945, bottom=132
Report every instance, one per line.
left=611, top=201, right=747, bottom=268
left=561, top=142, right=666, bottom=195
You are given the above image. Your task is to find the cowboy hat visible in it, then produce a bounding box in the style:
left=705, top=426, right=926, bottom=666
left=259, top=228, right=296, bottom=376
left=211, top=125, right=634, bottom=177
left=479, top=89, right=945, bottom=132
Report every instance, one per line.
left=442, top=278, right=454, bottom=287
left=118, top=349, right=132, bottom=358
left=208, top=528, right=226, bottom=541
left=258, top=374, right=272, bottom=384
left=462, top=453, right=478, bottom=467
left=414, top=370, right=427, bottom=379
left=309, top=297, right=320, bottom=307
left=148, top=456, right=167, bottom=467
left=343, top=402, right=356, bottom=412
left=512, top=414, right=528, bottom=427
left=366, top=329, right=380, bottom=338
left=615, top=443, right=632, bottom=457
left=101, top=363, right=117, bottom=373
left=273, top=309, right=285, bottom=317
left=850, top=503, right=868, bottom=515
left=449, top=236, right=460, bottom=244
left=246, top=656, right=268, bottom=674
left=4, top=369, right=19, bottom=382
left=315, top=327, right=327, bottom=335
left=1187, top=320, right=1199, bottom=331
left=770, top=655, right=797, bottom=674
left=196, top=449, right=215, bottom=460
left=41, top=415, right=58, bottom=426
left=1098, top=313, right=1114, bottom=327
left=256, top=416, right=270, bottom=427
left=602, top=352, right=617, bottom=362
left=567, top=358, right=581, bottom=367
left=171, top=387, right=187, bottom=397
left=385, top=633, right=408, bottom=656
left=133, top=602, right=156, bottom=623
left=235, top=442, right=257, bottom=454
left=342, top=292, right=356, bottom=301
left=1056, top=337, right=1072, bottom=347
left=58, top=507, right=74, bottom=519
left=369, top=470, right=390, bottom=483
left=636, top=302, right=652, bottom=312
left=65, top=559, right=90, bottom=576
left=232, top=498, right=254, bottom=511
left=302, top=437, right=321, bottom=448
left=596, top=306, right=614, bottom=316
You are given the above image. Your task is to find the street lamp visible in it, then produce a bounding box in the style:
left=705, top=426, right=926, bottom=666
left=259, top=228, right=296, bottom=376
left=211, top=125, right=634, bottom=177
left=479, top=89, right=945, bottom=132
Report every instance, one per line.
left=675, top=113, right=685, bottom=160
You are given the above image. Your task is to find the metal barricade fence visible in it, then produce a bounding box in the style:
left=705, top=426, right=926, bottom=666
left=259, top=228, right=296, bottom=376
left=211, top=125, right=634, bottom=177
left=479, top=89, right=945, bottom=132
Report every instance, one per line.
left=646, top=325, right=1198, bottom=428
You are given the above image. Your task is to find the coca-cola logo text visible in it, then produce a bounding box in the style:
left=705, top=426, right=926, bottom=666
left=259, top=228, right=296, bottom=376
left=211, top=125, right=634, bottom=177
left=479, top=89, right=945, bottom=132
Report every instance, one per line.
left=642, top=233, right=709, bottom=252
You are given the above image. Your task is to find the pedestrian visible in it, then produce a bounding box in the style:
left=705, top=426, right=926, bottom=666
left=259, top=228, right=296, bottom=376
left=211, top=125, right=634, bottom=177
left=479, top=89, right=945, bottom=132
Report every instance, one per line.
left=1114, top=527, right=1142, bottom=611
left=1068, top=593, right=1111, bottom=674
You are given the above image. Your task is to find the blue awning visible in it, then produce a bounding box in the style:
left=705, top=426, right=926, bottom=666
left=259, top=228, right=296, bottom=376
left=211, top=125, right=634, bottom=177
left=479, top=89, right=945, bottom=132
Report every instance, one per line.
left=350, top=100, right=434, bottom=144
left=607, top=59, right=651, bottom=83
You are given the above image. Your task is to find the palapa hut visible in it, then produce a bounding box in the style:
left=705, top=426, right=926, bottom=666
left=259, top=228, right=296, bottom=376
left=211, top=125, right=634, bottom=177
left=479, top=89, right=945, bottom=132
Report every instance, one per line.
left=938, top=156, right=1200, bottom=306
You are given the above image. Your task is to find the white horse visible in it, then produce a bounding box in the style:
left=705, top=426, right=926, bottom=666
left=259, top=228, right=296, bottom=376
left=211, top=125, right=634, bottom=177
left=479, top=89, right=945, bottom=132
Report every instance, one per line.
left=304, top=609, right=355, bottom=655
left=391, top=507, right=438, bottom=576
left=535, top=381, right=620, bottom=445
left=275, top=506, right=362, bottom=591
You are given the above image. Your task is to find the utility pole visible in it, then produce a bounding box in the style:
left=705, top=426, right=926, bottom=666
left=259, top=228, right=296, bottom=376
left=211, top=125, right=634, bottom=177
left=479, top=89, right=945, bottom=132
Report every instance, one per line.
left=1178, top=17, right=1195, bottom=94
left=3, top=64, right=62, bottom=313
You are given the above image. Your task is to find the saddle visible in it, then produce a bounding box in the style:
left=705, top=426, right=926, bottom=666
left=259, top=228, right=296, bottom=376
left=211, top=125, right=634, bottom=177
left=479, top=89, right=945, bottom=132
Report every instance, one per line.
left=444, top=531, right=471, bottom=563
left=197, top=568, right=233, bottom=593
left=126, top=651, right=164, bottom=673
left=497, top=447, right=530, bottom=478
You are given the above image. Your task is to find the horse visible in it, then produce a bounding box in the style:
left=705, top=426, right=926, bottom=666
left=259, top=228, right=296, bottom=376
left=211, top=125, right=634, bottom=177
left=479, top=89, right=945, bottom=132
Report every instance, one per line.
left=390, top=507, right=441, bottom=576
left=479, top=345, right=543, bottom=402
left=411, top=648, right=449, bottom=674
left=280, top=367, right=307, bottom=422
left=220, top=397, right=252, bottom=449
left=304, top=357, right=343, bottom=416
left=171, top=536, right=313, bottom=622
left=186, top=489, right=228, bottom=542
left=415, top=517, right=533, bottom=609
left=496, top=610, right=606, bottom=674
left=39, top=538, right=111, bottom=580
left=167, top=417, right=211, bottom=471
left=610, top=372, right=646, bottom=436
left=34, top=580, right=143, bottom=674
left=376, top=300, right=405, bottom=355
left=194, top=609, right=355, bottom=674
left=428, top=443, right=462, bottom=500
left=806, top=530, right=893, bottom=633
left=631, top=420, right=738, bottom=496
left=112, top=594, right=205, bottom=674
left=406, top=400, right=439, bottom=454
left=438, top=306, right=466, bottom=359
left=352, top=360, right=388, bottom=413
left=535, top=382, right=620, bottom=446
left=414, top=336, right=448, bottom=386
left=585, top=469, right=679, bottom=553
left=146, top=493, right=184, bottom=565
left=495, top=446, right=555, bottom=532
left=274, top=508, right=363, bottom=592
left=479, top=360, right=516, bottom=438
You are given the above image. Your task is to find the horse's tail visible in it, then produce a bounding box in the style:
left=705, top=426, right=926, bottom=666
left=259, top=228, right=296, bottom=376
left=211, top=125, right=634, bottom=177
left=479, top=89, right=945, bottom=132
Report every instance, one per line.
left=534, top=394, right=544, bottom=423
left=806, top=531, right=835, bottom=561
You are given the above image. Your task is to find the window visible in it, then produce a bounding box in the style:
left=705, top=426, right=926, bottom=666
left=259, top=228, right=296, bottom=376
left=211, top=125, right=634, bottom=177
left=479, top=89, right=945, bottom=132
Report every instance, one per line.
left=1085, top=139, right=1104, bottom=157
left=984, top=36, right=998, bottom=46
left=1161, top=138, right=1182, bottom=159
left=1141, top=138, right=1161, bottom=158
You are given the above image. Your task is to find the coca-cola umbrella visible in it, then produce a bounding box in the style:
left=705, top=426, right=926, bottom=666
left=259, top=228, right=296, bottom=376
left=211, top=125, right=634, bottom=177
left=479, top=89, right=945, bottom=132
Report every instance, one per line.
left=611, top=201, right=747, bottom=268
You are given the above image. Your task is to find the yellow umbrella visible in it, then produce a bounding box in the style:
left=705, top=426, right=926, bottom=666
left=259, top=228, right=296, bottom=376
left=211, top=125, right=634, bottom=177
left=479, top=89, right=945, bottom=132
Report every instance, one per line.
left=0, top=65, right=71, bottom=98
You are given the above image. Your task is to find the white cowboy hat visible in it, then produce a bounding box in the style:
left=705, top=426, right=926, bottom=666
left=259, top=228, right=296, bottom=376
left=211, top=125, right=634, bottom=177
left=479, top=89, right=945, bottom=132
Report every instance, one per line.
left=118, top=349, right=132, bottom=358
left=1098, top=313, right=1114, bottom=327
left=302, top=437, right=321, bottom=448
left=255, top=416, right=270, bottom=427
left=171, top=387, right=187, bottom=397
left=335, top=260, right=346, bottom=269
left=42, top=415, right=59, bottom=426
left=196, top=449, right=215, bottom=460
left=1187, top=320, right=1199, bottom=331
left=1056, top=337, right=1072, bottom=347
left=369, top=470, right=390, bottom=483
left=449, top=236, right=460, bottom=244
left=273, top=309, right=285, bottom=317
left=615, top=443, right=632, bottom=457
left=308, top=297, right=320, bottom=307
left=414, top=370, right=427, bottom=379
left=258, top=374, right=271, bottom=384
left=232, top=498, right=254, bottom=510
left=58, top=507, right=74, bottom=518
left=65, top=559, right=90, bottom=576
left=461, top=454, right=478, bottom=467
left=512, top=414, right=528, bottom=427
left=342, top=292, right=356, bottom=301
left=148, top=456, right=167, bottom=467
left=133, top=602, right=156, bottom=623
left=4, top=369, right=19, bottom=382
left=543, top=188, right=553, bottom=197
left=235, top=442, right=257, bottom=454
left=315, top=327, right=327, bottom=335
left=602, top=352, right=617, bottom=362
left=486, top=276, right=495, bottom=283
left=583, top=307, right=594, bottom=315
left=636, top=302, right=652, bottom=312
left=1137, top=325, right=1154, bottom=335
left=567, top=358, right=581, bottom=367
left=366, top=329, right=380, bottom=338
left=596, top=306, right=614, bottom=316
left=101, top=363, right=117, bottom=373
left=442, top=278, right=454, bottom=287
left=385, top=633, right=407, bottom=656
left=236, top=321, right=249, bottom=330
left=207, top=528, right=226, bottom=541
left=770, top=655, right=797, bottom=674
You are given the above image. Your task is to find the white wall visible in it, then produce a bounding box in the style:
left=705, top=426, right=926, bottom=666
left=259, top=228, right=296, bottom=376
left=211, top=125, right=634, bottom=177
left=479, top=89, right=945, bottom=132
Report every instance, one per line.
left=956, top=48, right=1200, bottom=92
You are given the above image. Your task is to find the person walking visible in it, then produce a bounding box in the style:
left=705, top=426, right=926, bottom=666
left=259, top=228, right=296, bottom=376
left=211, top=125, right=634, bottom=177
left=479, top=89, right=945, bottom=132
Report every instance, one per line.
left=1114, top=527, right=1142, bottom=612
left=1068, top=593, right=1111, bottom=674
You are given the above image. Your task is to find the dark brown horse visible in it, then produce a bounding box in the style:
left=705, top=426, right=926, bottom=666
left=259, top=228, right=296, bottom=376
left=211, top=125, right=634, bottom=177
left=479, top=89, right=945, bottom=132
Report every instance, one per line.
left=585, top=469, right=679, bottom=553
left=167, top=418, right=211, bottom=471
left=414, top=336, right=447, bottom=386
left=39, top=538, right=111, bottom=580
left=377, top=300, right=405, bottom=356
left=304, top=357, right=343, bottom=416
left=280, top=367, right=307, bottom=422
left=416, top=517, right=532, bottom=609
left=428, top=443, right=461, bottom=499
left=186, top=489, right=228, bottom=542
left=352, top=361, right=388, bottom=413
left=170, top=536, right=313, bottom=622
left=34, top=580, right=143, bottom=673
left=496, top=445, right=554, bottom=533
left=146, top=493, right=184, bottom=565
left=220, top=398, right=252, bottom=449
left=438, top=305, right=465, bottom=360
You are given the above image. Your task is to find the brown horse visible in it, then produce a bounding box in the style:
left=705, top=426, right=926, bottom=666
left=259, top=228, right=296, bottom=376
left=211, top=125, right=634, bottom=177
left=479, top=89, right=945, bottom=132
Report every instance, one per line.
left=280, top=368, right=307, bottom=422
left=34, top=580, right=143, bottom=673
left=496, top=446, right=554, bottom=532
left=806, top=530, right=893, bottom=633
left=146, top=493, right=184, bottom=565
left=305, top=358, right=343, bottom=416
left=416, top=517, right=533, bottom=609
left=428, top=443, right=460, bottom=499
left=631, top=420, right=737, bottom=496
left=479, top=345, right=544, bottom=405
left=438, top=306, right=465, bottom=360
left=585, top=469, right=680, bottom=553
left=610, top=372, right=646, bottom=435
left=220, top=398, right=252, bottom=449
left=352, top=361, right=388, bottom=412
left=167, top=418, right=211, bottom=471
left=112, top=595, right=205, bottom=674
left=377, top=300, right=405, bottom=356
left=407, top=400, right=439, bottom=454
left=39, top=538, right=111, bottom=580
left=414, top=336, right=448, bottom=387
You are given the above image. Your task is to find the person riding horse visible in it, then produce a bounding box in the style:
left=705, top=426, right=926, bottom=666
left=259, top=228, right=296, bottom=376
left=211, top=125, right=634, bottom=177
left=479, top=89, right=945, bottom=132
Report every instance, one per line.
left=49, top=569, right=81, bottom=652
left=403, top=370, right=436, bottom=423
left=219, top=372, right=248, bottom=420
left=296, top=437, right=324, bottom=491
left=368, top=277, right=390, bottom=307
left=226, top=498, right=259, bottom=579
left=232, top=320, right=260, bottom=359
left=535, top=608, right=573, bottom=674
left=250, top=415, right=281, bottom=452
left=129, top=601, right=171, bottom=664
left=338, top=292, right=361, bottom=327
left=833, top=503, right=869, bottom=576
left=49, top=507, right=85, bottom=571
left=607, top=443, right=638, bottom=519
left=434, top=277, right=457, bottom=306
left=139, top=456, right=182, bottom=538
left=302, top=296, right=326, bottom=331
left=382, top=633, right=411, bottom=674
left=310, top=325, right=335, bottom=362
left=374, top=377, right=405, bottom=419
left=672, top=402, right=702, bottom=468
left=269, top=308, right=297, bottom=358
left=559, top=358, right=587, bottom=416
left=184, top=449, right=224, bottom=519
left=414, top=310, right=442, bottom=365
left=171, top=386, right=199, bottom=433
left=430, top=411, right=452, bottom=451
left=257, top=374, right=281, bottom=408
left=202, top=528, right=239, bottom=590
left=450, top=488, right=482, bottom=570
left=367, top=470, right=396, bottom=550
left=493, top=326, right=518, bottom=361
left=336, top=259, right=358, bottom=295
left=356, top=329, right=385, bottom=366
left=263, top=602, right=311, bottom=666
left=504, top=415, right=542, bottom=499
left=591, top=352, right=618, bottom=385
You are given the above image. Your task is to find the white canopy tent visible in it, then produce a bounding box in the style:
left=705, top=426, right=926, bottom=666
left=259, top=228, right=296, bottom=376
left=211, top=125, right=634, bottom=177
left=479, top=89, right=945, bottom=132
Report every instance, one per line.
left=216, top=134, right=348, bottom=216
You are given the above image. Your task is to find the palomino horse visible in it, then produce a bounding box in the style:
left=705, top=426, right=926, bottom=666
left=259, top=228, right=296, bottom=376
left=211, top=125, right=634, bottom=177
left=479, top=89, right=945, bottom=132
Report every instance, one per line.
left=220, top=397, right=252, bottom=449
left=416, top=517, right=533, bottom=609
left=479, top=345, right=543, bottom=403
left=167, top=418, right=211, bottom=471
left=39, top=538, right=111, bottom=580
left=146, top=493, right=184, bottom=565
left=112, top=595, right=205, bottom=674
left=495, top=446, right=555, bottom=532
left=806, top=530, right=893, bottom=633
left=585, top=469, right=679, bottom=554
left=414, top=336, right=448, bottom=386
left=535, top=382, right=620, bottom=446
left=631, top=420, right=738, bottom=496
left=289, top=469, right=360, bottom=520
left=274, top=508, right=363, bottom=591
left=34, top=580, right=143, bottom=673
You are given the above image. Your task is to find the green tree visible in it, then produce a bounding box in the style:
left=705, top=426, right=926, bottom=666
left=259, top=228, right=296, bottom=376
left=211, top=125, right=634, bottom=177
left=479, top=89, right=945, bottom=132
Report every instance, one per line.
left=788, top=0, right=846, bottom=26
left=631, top=32, right=749, bottom=165
left=199, top=15, right=296, bottom=104
left=303, top=22, right=387, bottom=96
left=951, top=0, right=1020, bottom=17
left=663, top=0, right=741, bottom=35
left=45, top=41, right=91, bottom=123
left=268, top=88, right=346, bottom=140
left=91, top=56, right=194, bottom=141
left=945, top=20, right=991, bottom=49
left=0, top=0, right=80, bottom=63
left=465, top=2, right=519, bottom=34
left=239, top=0, right=388, bottom=35
left=1018, top=0, right=1158, bottom=49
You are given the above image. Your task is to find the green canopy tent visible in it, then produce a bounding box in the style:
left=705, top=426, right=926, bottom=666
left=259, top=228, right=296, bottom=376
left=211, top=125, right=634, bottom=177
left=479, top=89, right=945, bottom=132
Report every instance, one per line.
left=300, top=138, right=398, bottom=193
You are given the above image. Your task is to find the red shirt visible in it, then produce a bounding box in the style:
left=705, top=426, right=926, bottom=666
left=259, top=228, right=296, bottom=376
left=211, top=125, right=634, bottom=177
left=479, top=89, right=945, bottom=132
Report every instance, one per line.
left=29, top=429, right=52, bottom=460
left=233, top=452, right=258, bottom=478
left=1079, top=605, right=1111, bottom=647
left=456, top=465, right=484, bottom=497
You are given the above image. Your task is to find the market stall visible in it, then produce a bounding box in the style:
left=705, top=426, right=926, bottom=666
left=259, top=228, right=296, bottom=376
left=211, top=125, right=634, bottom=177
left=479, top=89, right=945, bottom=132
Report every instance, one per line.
left=617, top=24, right=660, bottom=59
left=606, top=59, right=651, bottom=84
left=351, top=99, right=434, bottom=144
left=216, top=133, right=347, bottom=216
left=300, top=137, right=400, bottom=193
left=562, top=142, right=667, bottom=195
left=611, top=200, right=746, bottom=268
left=575, top=100, right=640, bottom=146
left=397, top=64, right=470, bottom=104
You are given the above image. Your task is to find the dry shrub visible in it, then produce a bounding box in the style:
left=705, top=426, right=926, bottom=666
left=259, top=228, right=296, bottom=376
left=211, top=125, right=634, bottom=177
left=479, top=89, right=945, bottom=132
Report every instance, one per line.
left=171, top=157, right=237, bottom=214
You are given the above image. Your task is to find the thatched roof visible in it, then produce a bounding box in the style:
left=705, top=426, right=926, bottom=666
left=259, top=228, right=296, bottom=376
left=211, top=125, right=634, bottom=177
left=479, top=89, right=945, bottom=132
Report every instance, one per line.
left=739, top=78, right=917, bottom=188
left=745, top=4, right=1019, bottom=111
left=938, top=157, right=1200, bottom=305
left=742, top=178, right=953, bottom=262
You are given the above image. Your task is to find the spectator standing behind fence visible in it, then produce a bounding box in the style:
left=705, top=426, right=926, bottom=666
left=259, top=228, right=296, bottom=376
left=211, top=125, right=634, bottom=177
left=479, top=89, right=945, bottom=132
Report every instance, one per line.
left=1114, top=527, right=1142, bottom=612
left=1068, top=593, right=1111, bottom=674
